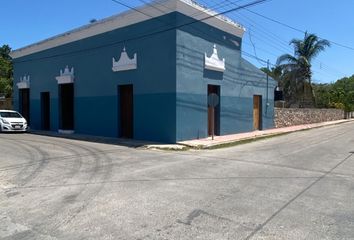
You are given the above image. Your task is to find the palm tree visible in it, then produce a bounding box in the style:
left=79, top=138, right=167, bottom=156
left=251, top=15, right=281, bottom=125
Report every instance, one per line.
left=277, top=32, right=330, bottom=107
left=260, top=66, right=282, bottom=83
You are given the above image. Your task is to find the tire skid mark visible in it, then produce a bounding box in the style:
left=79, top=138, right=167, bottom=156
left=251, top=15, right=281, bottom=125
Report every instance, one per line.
left=23, top=141, right=114, bottom=235
left=0, top=133, right=136, bottom=171
left=10, top=140, right=50, bottom=187
left=27, top=141, right=97, bottom=236
left=35, top=143, right=84, bottom=207
left=1, top=137, right=93, bottom=238
left=0, top=140, right=32, bottom=173
left=7, top=141, right=37, bottom=180
left=0, top=148, right=120, bottom=172
left=0, top=138, right=169, bottom=175
left=0, top=141, right=31, bottom=189
left=47, top=143, right=113, bottom=234
left=2, top=135, right=168, bottom=236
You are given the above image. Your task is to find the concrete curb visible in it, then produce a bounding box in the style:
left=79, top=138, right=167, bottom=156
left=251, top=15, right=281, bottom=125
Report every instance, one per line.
left=27, top=119, right=354, bottom=151
left=177, top=119, right=354, bottom=150
left=29, top=130, right=158, bottom=148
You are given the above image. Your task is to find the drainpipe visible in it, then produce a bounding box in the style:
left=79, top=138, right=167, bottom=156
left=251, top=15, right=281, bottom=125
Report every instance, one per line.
left=266, top=59, right=269, bottom=114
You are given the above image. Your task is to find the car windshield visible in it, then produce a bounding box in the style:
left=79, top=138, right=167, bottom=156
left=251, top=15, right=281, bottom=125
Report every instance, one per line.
left=0, top=112, right=22, bottom=118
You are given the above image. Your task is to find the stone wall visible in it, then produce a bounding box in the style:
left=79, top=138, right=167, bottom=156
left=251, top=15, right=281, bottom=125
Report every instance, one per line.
left=274, top=108, right=344, bottom=128
left=0, top=99, right=13, bottom=110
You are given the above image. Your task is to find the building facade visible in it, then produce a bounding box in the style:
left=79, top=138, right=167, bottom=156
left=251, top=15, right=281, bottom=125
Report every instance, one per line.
left=11, top=0, right=276, bottom=143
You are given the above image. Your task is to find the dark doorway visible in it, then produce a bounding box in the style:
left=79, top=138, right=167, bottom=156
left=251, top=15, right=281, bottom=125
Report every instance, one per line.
left=19, top=89, right=30, bottom=124
left=59, top=84, right=74, bottom=130
left=253, top=95, right=262, bottom=130
left=274, top=87, right=284, bottom=101
left=119, top=85, right=133, bottom=138
left=207, top=85, right=220, bottom=136
left=41, top=92, right=50, bottom=130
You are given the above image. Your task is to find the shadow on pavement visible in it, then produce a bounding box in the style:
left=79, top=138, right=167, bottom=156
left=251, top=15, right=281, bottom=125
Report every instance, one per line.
left=28, top=130, right=160, bottom=148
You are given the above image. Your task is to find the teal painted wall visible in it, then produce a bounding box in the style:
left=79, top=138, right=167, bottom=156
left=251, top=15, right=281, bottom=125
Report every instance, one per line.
left=13, top=13, right=177, bottom=142
left=13, top=11, right=276, bottom=143
left=175, top=14, right=276, bottom=141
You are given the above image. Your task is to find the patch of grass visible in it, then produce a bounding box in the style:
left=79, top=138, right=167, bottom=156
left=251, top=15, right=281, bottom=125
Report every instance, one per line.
left=144, top=145, right=191, bottom=151
left=204, top=132, right=290, bottom=150
left=158, top=146, right=191, bottom=151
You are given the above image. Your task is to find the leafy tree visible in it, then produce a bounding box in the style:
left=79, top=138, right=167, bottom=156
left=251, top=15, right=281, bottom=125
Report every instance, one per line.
left=0, top=45, right=13, bottom=98
left=313, top=75, right=354, bottom=116
left=312, top=83, right=332, bottom=108
left=260, top=66, right=282, bottom=87
left=330, top=76, right=354, bottom=113
left=277, top=32, right=330, bottom=107
left=260, top=66, right=282, bottom=82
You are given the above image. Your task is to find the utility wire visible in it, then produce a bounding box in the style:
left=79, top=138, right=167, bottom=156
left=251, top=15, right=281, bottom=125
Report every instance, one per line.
left=198, top=0, right=344, bottom=80
left=14, top=0, right=269, bottom=63
left=242, top=7, right=354, bottom=51
left=132, top=0, right=276, bottom=67
left=205, top=0, right=299, bottom=61
left=112, top=0, right=268, bottom=25
left=195, top=0, right=246, bottom=18
left=208, top=0, right=347, bottom=79
left=248, top=29, right=266, bottom=66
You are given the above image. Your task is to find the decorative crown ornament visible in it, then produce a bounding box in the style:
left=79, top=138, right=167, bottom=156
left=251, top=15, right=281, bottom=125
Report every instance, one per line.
left=112, top=47, right=137, bottom=72
left=56, top=66, right=75, bottom=84
left=204, top=44, right=226, bottom=72
left=17, top=75, right=30, bottom=89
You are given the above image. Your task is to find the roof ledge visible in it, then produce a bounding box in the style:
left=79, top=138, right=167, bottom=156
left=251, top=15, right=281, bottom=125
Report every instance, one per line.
left=11, top=0, right=245, bottom=59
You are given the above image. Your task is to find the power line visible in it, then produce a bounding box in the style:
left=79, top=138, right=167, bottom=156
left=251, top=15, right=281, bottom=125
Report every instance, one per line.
left=131, top=0, right=276, bottom=67
left=112, top=0, right=268, bottom=25
left=196, top=0, right=246, bottom=17
left=226, top=7, right=293, bottom=52
left=242, top=51, right=275, bottom=66
left=242, top=7, right=354, bottom=51
left=14, top=0, right=269, bottom=63
left=205, top=0, right=346, bottom=80
left=248, top=29, right=266, bottom=66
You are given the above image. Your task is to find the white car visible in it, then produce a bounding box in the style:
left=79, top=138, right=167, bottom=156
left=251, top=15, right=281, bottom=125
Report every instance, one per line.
left=0, top=110, right=28, bottom=132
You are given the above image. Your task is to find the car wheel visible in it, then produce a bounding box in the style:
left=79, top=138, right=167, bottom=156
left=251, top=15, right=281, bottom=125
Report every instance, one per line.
left=0, top=124, right=2, bottom=133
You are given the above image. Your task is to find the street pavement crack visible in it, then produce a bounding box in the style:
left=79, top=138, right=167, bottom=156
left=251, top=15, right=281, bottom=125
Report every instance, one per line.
left=244, top=152, right=354, bottom=240
left=177, top=209, right=232, bottom=226
left=10, top=176, right=320, bottom=190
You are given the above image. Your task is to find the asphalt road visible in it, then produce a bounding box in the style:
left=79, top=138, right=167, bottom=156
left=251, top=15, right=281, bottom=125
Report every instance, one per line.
left=0, top=122, right=354, bottom=240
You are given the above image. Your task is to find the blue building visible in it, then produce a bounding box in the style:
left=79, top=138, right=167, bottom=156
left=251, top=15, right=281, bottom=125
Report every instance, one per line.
left=11, top=0, right=276, bottom=143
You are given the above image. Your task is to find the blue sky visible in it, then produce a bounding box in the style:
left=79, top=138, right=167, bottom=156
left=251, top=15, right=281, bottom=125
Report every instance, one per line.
left=2, top=0, right=353, bottom=83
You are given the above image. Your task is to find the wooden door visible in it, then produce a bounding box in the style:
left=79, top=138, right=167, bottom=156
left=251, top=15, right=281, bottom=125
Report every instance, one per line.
left=208, top=106, right=213, bottom=136
left=19, top=89, right=30, bottom=124
left=253, top=95, right=262, bottom=130
left=208, top=85, right=220, bottom=136
left=119, top=85, right=133, bottom=138
left=41, top=92, right=50, bottom=130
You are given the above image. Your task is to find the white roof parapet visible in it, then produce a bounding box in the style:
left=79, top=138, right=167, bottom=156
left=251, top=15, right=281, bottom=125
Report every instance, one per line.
left=178, top=0, right=245, bottom=31
left=10, top=0, right=245, bottom=59
left=56, top=66, right=75, bottom=84
left=17, top=75, right=30, bottom=89
left=112, top=47, right=137, bottom=72
left=205, top=44, right=225, bottom=72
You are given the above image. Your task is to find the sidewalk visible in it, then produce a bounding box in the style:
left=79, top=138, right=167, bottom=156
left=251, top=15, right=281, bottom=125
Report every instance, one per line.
left=177, top=119, right=354, bottom=149
left=30, top=119, right=353, bottom=151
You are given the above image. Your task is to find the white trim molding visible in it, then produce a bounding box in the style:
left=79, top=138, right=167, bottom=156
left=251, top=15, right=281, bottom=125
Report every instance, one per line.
left=56, top=66, right=75, bottom=84
left=10, top=0, right=245, bottom=59
left=205, top=44, right=225, bottom=72
left=17, top=75, right=30, bottom=89
left=59, top=129, right=75, bottom=134
left=112, top=47, right=137, bottom=72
